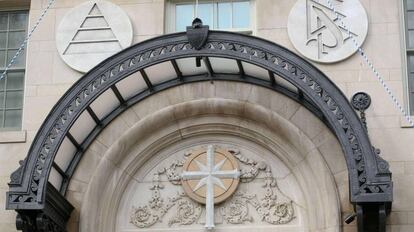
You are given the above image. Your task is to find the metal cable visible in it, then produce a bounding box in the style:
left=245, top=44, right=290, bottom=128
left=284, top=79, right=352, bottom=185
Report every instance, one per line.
left=325, top=0, right=414, bottom=127
left=0, top=0, right=56, bottom=81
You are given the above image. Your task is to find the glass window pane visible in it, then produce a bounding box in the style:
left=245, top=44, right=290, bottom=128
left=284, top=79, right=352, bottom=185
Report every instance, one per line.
left=0, top=92, right=4, bottom=108
left=0, top=14, right=8, bottom=31
left=411, top=94, right=414, bottom=115
left=233, top=1, right=250, bottom=28
left=409, top=52, right=414, bottom=68
left=408, top=12, right=414, bottom=29
left=409, top=55, right=414, bottom=72
left=5, top=91, right=23, bottom=108
left=410, top=72, right=414, bottom=89
left=408, top=0, right=414, bottom=10
left=0, top=77, right=5, bottom=91
left=4, top=109, right=21, bottom=128
left=409, top=30, right=414, bottom=49
left=8, top=49, right=25, bottom=68
left=408, top=57, right=414, bottom=115
left=176, top=4, right=194, bottom=32
left=218, top=3, right=232, bottom=29
left=0, top=110, right=3, bottom=127
left=0, top=32, right=6, bottom=48
left=6, top=71, right=24, bottom=90
left=8, top=31, right=25, bottom=49
left=198, top=3, right=213, bottom=27
left=9, top=12, right=28, bottom=30
left=0, top=50, right=6, bottom=68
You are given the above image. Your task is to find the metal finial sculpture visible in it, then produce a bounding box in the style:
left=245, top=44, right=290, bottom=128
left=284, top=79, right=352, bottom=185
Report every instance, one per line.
left=351, top=92, right=371, bottom=130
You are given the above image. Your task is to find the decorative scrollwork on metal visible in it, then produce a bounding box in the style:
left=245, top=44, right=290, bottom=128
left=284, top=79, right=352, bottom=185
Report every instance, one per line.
left=7, top=28, right=392, bottom=231
left=351, top=92, right=371, bottom=130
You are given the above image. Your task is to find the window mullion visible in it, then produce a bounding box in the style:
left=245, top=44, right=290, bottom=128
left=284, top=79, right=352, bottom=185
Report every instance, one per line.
left=172, top=0, right=251, bottom=33
left=2, top=12, right=10, bottom=127
left=0, top=11, right=28, bottom=129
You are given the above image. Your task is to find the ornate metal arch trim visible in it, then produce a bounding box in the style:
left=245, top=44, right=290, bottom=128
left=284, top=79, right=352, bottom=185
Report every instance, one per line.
left=7, top=26, right=391, bottom=231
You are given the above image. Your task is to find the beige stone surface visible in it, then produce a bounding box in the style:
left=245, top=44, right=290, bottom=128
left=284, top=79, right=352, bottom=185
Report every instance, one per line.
left=76, top=93, right=341, bottom=232
left=0, top=0, right=413, bottom=232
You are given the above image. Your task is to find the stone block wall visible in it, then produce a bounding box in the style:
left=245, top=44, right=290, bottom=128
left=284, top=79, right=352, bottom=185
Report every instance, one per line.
left=0, top=0, right=413, bottom=231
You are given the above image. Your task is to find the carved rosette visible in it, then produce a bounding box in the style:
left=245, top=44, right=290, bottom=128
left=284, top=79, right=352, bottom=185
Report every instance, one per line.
left=129, top=146, right=295, bottom=229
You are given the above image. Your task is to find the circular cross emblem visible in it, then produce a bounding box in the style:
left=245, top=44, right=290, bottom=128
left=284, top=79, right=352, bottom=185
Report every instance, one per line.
left=181, top=146, right=240, bottom=205
left=56, top=0, right=133, bottom=73
left=287, top=0, right=368, bottom=63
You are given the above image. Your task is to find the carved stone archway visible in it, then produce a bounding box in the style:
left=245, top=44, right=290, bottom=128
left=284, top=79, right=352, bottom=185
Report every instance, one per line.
left=7, top=22, right=391, bottom=232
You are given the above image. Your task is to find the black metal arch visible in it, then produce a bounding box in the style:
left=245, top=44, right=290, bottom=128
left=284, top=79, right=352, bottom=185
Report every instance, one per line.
left=7, top=24, right=391, bottom=232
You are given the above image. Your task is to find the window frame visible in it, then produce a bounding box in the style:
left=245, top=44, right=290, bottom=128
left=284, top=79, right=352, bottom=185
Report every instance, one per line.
left=165, top=0, right=255, bottom=34
left=0, top=9, right=28, bottom=131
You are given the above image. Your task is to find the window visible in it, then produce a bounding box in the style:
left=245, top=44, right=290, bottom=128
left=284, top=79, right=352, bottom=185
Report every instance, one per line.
left=0, top=11, right=28, bottom=130
left=170, top=0, right=251, bottom=32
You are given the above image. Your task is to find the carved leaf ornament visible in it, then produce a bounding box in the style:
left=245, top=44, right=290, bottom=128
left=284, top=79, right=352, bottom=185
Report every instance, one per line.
left=129, top=147, right=295, bottom=229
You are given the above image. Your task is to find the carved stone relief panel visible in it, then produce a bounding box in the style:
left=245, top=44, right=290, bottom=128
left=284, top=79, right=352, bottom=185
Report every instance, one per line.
left=116, top=137, right=304, bottom=232
left=287, top=0, right=368, bottom=63
left=56, top=0, right=133, bottom=73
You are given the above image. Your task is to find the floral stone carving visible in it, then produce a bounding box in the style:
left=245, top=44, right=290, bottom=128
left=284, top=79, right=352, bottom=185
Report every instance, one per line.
left=129, top=146, right=295, bottom=229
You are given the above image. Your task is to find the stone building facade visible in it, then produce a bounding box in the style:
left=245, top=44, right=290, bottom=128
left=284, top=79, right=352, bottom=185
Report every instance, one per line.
left=0, top=0, right=413, bottom=231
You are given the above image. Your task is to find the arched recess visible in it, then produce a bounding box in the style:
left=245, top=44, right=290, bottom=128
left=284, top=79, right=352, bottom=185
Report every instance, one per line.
left=6, top=23, right=391, bottom=232
left=77, top=95, right=343, bottom=232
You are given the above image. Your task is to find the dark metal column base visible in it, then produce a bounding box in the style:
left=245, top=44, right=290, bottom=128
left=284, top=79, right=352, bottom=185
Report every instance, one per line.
left=357, top=203, right=389, bottom=232
left=14, top=183, right=73, bottom=232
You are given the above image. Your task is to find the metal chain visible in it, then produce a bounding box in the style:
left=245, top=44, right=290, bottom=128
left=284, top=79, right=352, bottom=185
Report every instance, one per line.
left=326, top=0, right=414, bottom=127
left=0, top=0, right=56, bottom=81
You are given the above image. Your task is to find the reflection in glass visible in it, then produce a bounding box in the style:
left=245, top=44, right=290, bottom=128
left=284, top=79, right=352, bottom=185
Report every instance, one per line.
left=176, top=4, right=194, bottom=32
left=8, top=31, right=25, bottom=49
left=8, top=49, right=25, bottom=68
left=233, top=1, right=250, bottom=28
left=0, top=14, right=7, bottom=31
left=0, top=32, right=6, bottom=48
left=408, top=0, right=414, bottom=10
left=5, top=91, right=23, bottom=108
left=4, top=109, right=21, bottom=128
left=9, top=13, right=28, bottom=30
left=6, top=72, right=24, bottom=90
left=175, top=1, right=250, bottom=31
left=218, top=3, right=231, bottom=29
left=0, top=50, right=6, bottom=68
left=0, top=78, right=4, bottom=90
left=0, top=92, right=4, bottom=105
left=409, top=55, right=414, bottom=114
left=0, top=110, right=3, bottom=127
left=198, top=3, right=213, bottom=27
left=409, top=55, right=414, bottom=70
left=0, top=11, right=27, bottom=130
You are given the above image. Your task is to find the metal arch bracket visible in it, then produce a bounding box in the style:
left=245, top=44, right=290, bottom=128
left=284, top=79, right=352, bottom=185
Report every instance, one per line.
left=6, top=24, right=393, bottom=232
left=186, top=18, right=209, bottom=50
left=350, top=92, right=391, bottom=178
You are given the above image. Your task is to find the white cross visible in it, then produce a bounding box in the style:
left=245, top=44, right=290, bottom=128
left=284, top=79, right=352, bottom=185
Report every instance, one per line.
left=182, top=145, right=240, bottom=230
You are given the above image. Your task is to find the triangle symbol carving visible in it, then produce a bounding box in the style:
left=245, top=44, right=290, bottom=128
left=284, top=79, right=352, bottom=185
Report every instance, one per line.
left=88, top=4, right=102, bottom=15
left=63, top=3, right=122, bottom=55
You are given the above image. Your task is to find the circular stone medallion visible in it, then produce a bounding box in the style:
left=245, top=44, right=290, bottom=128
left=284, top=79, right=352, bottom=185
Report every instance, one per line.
left=56, top=0, right=133, bottom=73
left=287, top=0, right=368, bottom=63
left=182, top=147, right=240, bottom=204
